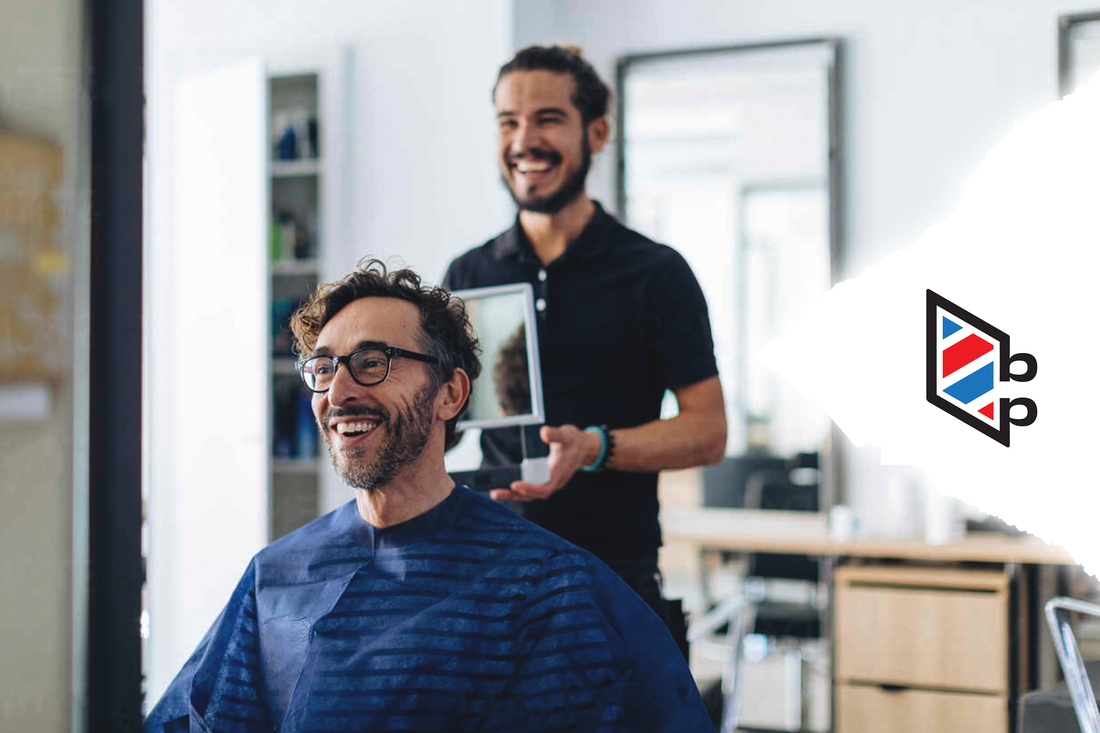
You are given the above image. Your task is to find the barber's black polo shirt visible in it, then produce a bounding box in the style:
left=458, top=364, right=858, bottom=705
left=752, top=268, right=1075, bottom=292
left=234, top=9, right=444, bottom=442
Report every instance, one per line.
left=443, top=202, right=718, bottom=563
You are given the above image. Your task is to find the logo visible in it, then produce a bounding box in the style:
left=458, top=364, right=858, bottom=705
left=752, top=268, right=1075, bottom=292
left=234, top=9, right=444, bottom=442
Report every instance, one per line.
left=926, top=290, right=1037, bottom=446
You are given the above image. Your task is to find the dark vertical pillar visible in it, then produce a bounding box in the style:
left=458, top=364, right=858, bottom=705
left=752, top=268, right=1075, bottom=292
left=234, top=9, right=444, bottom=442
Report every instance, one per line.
left=87, top=0, right=144, bottom=729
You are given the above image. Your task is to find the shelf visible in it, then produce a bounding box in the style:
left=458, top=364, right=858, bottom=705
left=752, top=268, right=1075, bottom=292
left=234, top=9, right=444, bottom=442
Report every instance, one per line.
left=271, top=258, right=320, bottom=277
left=272, top=458, right=320, bottom=474
left=272, top=357, right=298, bottom=374
left=271, top=159, right=321, bottom=177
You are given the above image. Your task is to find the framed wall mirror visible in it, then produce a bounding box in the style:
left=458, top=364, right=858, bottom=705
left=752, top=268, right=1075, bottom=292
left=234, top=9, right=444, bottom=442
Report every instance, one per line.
left=617, top=38, right=841, bottom=507
left=1060, top=12, right=1100, bottom=98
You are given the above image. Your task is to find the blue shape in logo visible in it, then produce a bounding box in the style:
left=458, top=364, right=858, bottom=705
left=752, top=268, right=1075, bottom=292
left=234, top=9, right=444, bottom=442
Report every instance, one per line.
left=942, top=317, right=962, bottom=339
left=943, top=362, right=995, bottom=404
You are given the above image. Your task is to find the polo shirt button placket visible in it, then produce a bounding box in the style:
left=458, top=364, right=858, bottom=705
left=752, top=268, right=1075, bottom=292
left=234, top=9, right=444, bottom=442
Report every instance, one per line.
left=534, top=268, right=548, bottom=318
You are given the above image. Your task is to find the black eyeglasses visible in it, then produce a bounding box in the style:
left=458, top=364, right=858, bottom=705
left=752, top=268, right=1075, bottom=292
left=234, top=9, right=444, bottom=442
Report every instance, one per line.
left=297, top=345, right=439, bottom=393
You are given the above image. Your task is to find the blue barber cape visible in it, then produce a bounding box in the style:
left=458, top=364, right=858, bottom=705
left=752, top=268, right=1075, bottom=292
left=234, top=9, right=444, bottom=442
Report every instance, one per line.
left=145, top=486, right=712, bottom=732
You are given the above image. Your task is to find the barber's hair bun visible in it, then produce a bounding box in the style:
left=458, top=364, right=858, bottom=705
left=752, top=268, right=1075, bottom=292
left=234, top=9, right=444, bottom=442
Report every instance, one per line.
left=495, top=44, right=610, bottom=123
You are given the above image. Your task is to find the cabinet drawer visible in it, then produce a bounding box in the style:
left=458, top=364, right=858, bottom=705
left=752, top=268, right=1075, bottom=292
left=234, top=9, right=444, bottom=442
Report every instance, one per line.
left=835, top=567, right=1008, bottom=693
left=837, top=684, right=1006, bottom=733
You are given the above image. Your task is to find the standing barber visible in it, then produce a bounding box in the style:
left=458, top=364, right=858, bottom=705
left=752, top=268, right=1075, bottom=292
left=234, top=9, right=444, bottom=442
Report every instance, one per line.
left=444, top=45, right=727, bottom=630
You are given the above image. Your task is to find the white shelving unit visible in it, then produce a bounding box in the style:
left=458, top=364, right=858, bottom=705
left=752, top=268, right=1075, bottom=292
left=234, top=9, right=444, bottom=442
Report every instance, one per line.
left=272, top=458, right=322, bottom=474
left=271, top=258, right=321, bottom=277
left=271, top=357, right=299, bottom=375
left=270, top=159, right=323, bottom=178
left=266, top=49, right=351, bottom=540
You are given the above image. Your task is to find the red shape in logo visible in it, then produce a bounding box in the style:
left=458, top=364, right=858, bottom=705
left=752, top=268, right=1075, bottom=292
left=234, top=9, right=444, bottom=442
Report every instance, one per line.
left=943, top=333, right=994, bottom=378
left=978, top=402, right=994, bottom=420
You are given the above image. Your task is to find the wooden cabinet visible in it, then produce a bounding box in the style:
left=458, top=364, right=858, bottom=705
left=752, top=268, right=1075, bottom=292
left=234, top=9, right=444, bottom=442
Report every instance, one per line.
left=837, top=684, right=1006, bottom=733
left=834, top=565, right=1010, bottom=732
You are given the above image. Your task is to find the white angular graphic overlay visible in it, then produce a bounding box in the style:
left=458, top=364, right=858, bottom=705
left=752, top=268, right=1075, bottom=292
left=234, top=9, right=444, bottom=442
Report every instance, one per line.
left=760, top=71, right=1100, bottom=575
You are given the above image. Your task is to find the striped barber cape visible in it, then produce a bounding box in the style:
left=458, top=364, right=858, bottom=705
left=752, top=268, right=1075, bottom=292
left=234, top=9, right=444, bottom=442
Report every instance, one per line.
left=144, top=486, right=710, bottom=732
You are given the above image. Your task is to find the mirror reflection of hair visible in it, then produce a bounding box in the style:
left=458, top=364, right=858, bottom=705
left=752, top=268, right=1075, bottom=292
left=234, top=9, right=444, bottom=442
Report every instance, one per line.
left=494, top=323, right=529, bottom=417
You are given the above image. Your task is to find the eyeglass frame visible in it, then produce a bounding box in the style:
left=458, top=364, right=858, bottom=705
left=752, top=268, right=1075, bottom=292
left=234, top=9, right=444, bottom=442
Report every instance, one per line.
left=296, top=344, right=440, bottom=393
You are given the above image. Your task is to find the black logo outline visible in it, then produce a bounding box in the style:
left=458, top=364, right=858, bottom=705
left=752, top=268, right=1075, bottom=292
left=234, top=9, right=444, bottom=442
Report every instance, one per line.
left=926, top=289, right=1037, bottom=447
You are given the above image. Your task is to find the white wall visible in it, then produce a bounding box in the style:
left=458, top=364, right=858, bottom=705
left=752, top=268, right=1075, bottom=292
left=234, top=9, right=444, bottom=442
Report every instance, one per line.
left=513, top=0, right=1095, bottom=512
left=149, top=0, right=514, bottom=285
left=0, top=0, right=86, bottom=731
left=515, top=0, right=1091, bottom=273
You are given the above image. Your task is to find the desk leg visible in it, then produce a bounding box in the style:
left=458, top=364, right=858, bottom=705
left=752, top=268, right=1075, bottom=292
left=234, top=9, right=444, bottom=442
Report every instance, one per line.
left=1008, top=562, right=1021, bottom=733
left=1010, top=563, right=1062, bottom=733
left=698, top=547, right=713, bottom=610
left=822, top=555, right=836, bottom=733
left=1020, top=564, right=1037, bottom=691
left=1035, top=563, right=1070, bottom=689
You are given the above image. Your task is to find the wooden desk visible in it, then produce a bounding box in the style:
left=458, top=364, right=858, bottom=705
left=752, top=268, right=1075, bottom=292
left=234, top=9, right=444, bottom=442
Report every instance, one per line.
left=660, top=507, right=1077, bottom=565
left=662, top=507, right=1078, bottom=733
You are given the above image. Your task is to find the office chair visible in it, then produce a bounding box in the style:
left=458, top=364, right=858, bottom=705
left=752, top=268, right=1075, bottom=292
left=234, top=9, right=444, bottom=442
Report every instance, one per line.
left=691, top=453, right=823, bottom=732
left=1042, top=597, right=1100, bottom=733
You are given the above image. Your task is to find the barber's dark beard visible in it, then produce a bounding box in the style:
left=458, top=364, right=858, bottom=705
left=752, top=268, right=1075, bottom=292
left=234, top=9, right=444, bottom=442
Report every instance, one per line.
left=503, top=135, right=591, bottom=215
left=323, top=382, right=438, bottom=492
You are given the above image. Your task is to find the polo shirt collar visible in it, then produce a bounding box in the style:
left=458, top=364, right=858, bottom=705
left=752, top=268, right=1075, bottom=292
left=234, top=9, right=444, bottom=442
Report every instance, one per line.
left=492, top=200, right=615, bottom=262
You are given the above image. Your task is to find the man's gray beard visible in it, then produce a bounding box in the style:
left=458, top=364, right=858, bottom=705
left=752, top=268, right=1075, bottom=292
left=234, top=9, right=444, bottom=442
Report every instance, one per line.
left=325, top=382, right=438, bottom=492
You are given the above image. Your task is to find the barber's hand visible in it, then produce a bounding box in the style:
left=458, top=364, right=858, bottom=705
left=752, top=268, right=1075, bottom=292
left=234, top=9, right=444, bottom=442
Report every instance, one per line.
left=489, top=425, right=601, bottom=502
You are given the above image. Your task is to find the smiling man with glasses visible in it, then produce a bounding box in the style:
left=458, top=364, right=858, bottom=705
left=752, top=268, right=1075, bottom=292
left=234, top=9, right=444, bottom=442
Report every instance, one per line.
left=144, top=258, right=712, bottom=732
left=299, top=340, right=448, bottom=504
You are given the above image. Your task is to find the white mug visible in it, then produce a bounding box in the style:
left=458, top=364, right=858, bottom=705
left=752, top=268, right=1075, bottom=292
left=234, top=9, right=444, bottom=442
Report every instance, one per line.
left=829, top=504, right=856, bottom=541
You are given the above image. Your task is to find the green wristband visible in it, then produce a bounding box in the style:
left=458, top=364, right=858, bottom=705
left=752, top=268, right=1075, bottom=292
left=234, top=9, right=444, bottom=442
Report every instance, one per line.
left=580, top=426, right=607, bottom=472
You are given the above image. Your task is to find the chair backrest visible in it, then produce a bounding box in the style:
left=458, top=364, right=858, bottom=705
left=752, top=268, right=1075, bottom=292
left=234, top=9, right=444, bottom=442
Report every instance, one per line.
left=747, top=476, right=820, bottom=582
left=701, top=452, right=822, bottom=582
left=1045, top=597, right=1100, bottom=733
left=701, top=454, right=788, bottom=508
